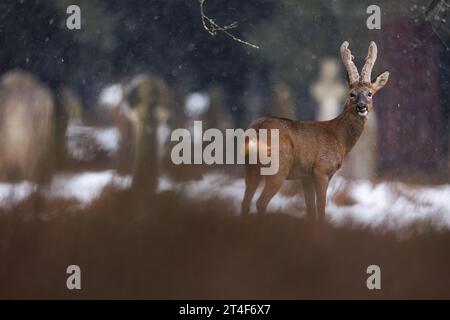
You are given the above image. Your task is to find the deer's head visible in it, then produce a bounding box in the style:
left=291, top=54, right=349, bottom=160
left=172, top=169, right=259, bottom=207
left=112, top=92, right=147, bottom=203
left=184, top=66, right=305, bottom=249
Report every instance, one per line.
left=340, top=41, right=389, bottom=117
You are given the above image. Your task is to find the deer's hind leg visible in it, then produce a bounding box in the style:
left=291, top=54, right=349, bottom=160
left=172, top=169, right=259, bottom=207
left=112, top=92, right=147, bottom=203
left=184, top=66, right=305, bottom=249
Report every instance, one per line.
left=256, top=173, right=285, bottom=215
left=241, top=166, right=261, bottom=216
left=313, top=169, right=330, bottom=223
left=301, top=178, right=317, bottom=220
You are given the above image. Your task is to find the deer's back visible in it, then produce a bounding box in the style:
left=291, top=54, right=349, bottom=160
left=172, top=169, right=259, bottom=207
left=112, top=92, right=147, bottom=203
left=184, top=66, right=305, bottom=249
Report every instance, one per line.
left=249, top=117, right=345, bottom=178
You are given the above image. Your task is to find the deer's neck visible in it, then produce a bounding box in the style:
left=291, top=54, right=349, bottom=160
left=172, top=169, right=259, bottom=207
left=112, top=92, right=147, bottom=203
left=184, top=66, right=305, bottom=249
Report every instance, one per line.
left=332, top=102, right=367, bottom=154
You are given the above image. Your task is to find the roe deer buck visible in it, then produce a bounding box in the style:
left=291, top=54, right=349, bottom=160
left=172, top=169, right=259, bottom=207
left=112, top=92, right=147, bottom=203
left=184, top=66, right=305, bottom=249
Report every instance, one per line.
left=241, top=41, right=389, bottom=221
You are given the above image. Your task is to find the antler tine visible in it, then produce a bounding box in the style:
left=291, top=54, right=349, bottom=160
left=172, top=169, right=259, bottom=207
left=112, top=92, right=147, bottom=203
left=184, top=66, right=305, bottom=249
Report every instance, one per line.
left=360, top=41, right=378, bottom=84
left=340, top=41, right=360, bottom=85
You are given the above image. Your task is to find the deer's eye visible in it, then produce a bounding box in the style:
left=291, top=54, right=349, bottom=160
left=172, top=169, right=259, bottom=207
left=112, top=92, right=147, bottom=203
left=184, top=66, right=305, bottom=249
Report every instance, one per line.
left=367, top=92, right=373, bottom=97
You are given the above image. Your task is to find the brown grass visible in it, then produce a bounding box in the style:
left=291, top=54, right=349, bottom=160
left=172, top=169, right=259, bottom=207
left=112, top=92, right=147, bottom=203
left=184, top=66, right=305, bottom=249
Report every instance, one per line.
left=0, top=187, right=449, bottom=299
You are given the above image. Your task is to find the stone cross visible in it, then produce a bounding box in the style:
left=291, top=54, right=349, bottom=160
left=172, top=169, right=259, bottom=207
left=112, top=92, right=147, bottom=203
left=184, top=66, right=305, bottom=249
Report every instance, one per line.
left=311, top=58, right=346, bottom=121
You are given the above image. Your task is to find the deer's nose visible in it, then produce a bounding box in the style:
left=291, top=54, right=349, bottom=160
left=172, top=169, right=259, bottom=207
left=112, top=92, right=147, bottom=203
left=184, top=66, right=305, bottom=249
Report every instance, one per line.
left=357, top=102, right=367, bottom=109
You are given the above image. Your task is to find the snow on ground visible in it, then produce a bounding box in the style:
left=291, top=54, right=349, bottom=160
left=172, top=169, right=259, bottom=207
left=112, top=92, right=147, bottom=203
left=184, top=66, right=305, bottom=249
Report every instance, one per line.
left=0, top=171, right=130, bottom=208
left=0, top=171, right=449, bottom=231
left=0, top=181, right=36, bottom=209
left=327, top=177, right=450, bottom=229
left=181, top=174, right=303, bottom=214
left=67, top=122, right=170, bottom=162
left=174, top=174, right=450, bottom=230
left=66, top=124, right=119, bottom=160
left=49, top=171, right=131, bottom=204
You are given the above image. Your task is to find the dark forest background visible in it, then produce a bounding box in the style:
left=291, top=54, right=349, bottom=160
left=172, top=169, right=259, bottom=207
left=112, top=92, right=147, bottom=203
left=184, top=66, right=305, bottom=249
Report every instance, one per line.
left=1, top=0, right=450, bottom=300
left=0, top=0, right=449, bottom=175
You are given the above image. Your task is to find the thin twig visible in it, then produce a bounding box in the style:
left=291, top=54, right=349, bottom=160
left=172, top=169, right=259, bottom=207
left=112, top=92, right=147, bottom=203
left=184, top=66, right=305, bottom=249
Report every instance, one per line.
left=198, top=0, right=259, bottom=49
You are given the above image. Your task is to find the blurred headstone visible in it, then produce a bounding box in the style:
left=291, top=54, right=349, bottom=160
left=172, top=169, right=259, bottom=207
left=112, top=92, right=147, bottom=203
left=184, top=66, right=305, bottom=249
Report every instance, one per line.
left=311, top=58, right=345, bottom=121
left=0, top=70, right=54, bottom=183
left=115, top=75, right=170, bottom=198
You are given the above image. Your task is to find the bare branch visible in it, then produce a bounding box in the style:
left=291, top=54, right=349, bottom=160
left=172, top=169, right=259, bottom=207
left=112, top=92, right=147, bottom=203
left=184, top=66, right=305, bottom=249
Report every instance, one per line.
left=198, top=0, right=259, bottom=49
left=414, top=0, right=450, bottom=50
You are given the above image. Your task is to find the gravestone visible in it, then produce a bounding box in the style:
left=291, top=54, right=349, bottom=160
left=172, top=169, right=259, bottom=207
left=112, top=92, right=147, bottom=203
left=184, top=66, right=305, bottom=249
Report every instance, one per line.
left=311, top=58, right=345, bottom=121
left=0, top=70, right=54, bottom=184
left=116, top=75, right=170, bottom=197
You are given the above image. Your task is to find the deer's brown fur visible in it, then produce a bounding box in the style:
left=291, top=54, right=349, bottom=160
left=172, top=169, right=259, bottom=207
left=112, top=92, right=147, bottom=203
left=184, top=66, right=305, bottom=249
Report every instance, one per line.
left=241, top=41, right=389, bottom=221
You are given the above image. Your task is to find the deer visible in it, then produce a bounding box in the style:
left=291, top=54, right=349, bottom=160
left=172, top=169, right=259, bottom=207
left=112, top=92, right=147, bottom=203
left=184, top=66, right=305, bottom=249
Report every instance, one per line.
left=241, top=41, right=389, bottom=222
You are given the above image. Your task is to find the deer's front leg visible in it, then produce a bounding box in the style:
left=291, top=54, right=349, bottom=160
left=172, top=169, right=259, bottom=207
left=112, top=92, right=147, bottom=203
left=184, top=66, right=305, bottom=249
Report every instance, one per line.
left=313, top=172, right=329, bottom=223
left=301, top=178, right=316, bottom=220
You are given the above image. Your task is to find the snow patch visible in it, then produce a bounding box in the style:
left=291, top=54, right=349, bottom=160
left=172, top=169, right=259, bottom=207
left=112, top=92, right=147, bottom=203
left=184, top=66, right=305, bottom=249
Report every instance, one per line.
left=0, top=171, right=131, bottom=209
left=172, top=173, right=450, bottom=230
left=66, top=123, right=119, bottom=160
left=0, top=181, right=36, bottom=208
left=98, top=84, right=123, bottom=109
left=1, top=170, right=450, bottom=231
left=49, top=171, right=131, bottom=204
left=185, top=92, right=210, bottom=118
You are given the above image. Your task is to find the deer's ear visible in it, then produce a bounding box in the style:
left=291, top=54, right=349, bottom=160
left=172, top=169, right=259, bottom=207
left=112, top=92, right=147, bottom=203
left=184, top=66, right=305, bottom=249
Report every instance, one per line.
left=372, top=71, right=389, bottom=91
